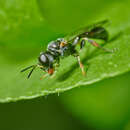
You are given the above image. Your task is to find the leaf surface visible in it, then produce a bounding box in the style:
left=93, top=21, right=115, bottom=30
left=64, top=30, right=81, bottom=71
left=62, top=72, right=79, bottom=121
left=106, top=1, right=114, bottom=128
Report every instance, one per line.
left=0, top=0, right=130, bottom=102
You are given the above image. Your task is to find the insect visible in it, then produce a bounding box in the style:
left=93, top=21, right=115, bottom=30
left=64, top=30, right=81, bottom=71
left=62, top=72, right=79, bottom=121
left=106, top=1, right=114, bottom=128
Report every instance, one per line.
left=21, top=20, right=113, bottom=79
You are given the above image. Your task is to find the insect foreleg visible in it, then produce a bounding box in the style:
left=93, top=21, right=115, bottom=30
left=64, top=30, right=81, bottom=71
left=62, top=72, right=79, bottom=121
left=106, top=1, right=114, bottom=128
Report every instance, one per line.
left=40, top=73, right=49, bottom=80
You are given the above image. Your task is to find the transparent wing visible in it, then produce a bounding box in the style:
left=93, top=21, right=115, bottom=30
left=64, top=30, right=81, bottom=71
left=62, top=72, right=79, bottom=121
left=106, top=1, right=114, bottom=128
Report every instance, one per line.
left=64, top=19, right=110, bottom=42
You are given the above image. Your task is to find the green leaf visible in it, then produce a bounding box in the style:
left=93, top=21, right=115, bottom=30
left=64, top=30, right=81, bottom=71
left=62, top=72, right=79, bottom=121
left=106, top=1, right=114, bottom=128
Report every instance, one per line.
left=0, top=0, right=130, bottom=102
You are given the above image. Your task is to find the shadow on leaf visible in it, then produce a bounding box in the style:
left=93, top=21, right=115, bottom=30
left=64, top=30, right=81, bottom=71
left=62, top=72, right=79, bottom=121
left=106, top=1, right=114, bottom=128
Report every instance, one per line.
left=56, top=31, right=123, bottom=82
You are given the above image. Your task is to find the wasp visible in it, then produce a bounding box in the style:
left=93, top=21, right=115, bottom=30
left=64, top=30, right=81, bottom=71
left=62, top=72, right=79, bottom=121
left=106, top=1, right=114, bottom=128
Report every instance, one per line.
left=21, top=20, right=113, bottom=79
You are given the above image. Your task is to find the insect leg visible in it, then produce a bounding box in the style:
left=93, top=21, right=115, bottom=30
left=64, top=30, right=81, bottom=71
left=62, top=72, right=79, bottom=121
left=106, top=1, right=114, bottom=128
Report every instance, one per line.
left=80, top=39, right=86, bottom=50
left=81, top=38, right=113, bottom=53
left=39, top=66, right=53, bottom=80
left=72, top=36, right=86, bottom=51
left=76, top=55, right=86, bottom=76
left=40, top=73, right=49, bottom=80
left=87, top=39, right=113, bottom=53
left=55, top=57, right=60, bottom=67
left=72, top=37, right=80, bottom=46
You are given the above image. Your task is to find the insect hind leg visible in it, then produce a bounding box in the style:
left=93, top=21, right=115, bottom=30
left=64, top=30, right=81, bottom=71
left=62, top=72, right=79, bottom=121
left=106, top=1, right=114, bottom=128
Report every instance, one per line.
left=72, top=36, right=80, bottom=46
left=82, top=38, right=114, bottom=53
left=72, top=36, right=86, bottom=51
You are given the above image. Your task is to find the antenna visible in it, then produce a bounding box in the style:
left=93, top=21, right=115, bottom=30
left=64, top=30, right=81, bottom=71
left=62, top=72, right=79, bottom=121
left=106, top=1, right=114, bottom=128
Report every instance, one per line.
left=21, top=65, right=37, bottom=79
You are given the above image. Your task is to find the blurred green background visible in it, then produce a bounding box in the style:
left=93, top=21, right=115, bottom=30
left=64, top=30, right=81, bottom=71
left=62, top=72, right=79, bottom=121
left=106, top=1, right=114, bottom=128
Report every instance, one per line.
left=0, top=0, right=130, bottom=130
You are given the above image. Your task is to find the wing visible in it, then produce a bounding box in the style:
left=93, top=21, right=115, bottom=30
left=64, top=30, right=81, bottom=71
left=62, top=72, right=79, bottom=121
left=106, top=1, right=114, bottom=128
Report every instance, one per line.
left=64, top=19, right=110, bottom=42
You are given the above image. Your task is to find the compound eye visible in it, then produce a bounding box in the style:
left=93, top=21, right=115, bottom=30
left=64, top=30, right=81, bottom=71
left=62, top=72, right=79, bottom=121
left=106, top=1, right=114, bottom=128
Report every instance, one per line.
left=39, top=54, right=47, bottom=63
